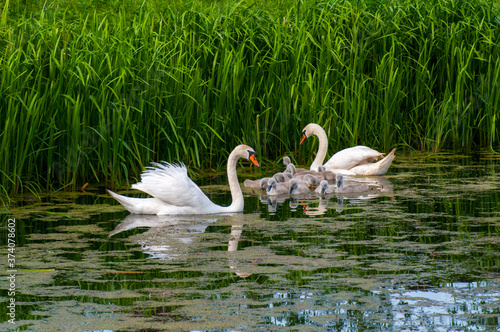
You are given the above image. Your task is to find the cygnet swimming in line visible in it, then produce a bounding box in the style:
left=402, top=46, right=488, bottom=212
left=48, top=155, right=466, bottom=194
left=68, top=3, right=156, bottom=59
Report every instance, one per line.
left=289, top=178, right=311, bottom=195
left=273, top=172, right=292, bottom=183
left=336, top=174, right=380, bottom=193
left=315, top=180, right=336, bottom=194
left=267, top=178, right=290, bottom=196
left=301, top=174, right=320, bottom=187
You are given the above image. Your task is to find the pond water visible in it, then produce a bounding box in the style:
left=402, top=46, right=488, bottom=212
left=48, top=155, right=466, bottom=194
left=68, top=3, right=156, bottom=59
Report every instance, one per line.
left=1, top=151, right=500, bottom=331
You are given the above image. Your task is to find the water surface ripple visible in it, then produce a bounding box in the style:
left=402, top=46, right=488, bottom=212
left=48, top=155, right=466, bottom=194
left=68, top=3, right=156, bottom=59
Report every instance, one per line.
left=1, top=152, right=500, bottom=331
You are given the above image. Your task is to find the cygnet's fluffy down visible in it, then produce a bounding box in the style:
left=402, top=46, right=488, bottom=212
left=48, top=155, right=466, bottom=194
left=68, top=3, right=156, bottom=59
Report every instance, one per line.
left=289, top=178, right=311, bottom=195
left=315, top=180, right=335, bottom=194
left=243, top=177, right=270, bottom=189
left=284, top=163, right=297, bottom=176
left=267, top=178, right=289, bottom=195
left=336, top=174, right=380, bottom=193
left=296, top=171, right=324, bottom=182
left=317, top=166, right=337, bottom=182
left=273, top=172, right=292, bottom=183
left=302, top=174, right=319, bottom=187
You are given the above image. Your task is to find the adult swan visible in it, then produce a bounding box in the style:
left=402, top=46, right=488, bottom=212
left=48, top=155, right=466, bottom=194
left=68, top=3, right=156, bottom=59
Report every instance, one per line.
left=300, top=123, right=395, bottom=176
left=108, top=145, right=259, bottom=215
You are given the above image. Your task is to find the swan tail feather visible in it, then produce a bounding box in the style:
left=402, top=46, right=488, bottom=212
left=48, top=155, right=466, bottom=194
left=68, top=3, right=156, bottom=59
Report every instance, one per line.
left=375, top=148, right=396, bottom=175
left=107, top=189, right=160, bottom=215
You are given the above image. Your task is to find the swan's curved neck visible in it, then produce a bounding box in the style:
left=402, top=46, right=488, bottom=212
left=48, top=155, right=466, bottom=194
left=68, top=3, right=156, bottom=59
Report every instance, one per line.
left=225, top=150, right=244, bottom=212
left=311, top=126, right=328, bottom=171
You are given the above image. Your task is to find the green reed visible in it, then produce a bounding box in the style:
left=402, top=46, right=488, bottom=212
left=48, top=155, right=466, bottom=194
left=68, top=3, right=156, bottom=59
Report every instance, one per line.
left=0, top=0, right=499, bottom=199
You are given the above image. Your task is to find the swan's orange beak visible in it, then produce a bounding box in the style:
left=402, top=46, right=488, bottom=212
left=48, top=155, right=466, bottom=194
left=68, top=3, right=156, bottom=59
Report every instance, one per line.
left=249, top=153, right=260, bottom=167
left=300, top=131, right=307, bottom=145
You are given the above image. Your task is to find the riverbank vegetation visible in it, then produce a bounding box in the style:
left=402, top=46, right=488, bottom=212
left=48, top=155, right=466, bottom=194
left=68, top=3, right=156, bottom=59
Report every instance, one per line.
left=1, top=0, right=499, bottom=200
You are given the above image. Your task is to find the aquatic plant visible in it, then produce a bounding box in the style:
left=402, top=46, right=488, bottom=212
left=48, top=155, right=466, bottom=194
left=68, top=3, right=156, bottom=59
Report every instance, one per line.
left=0, top=0, right=499, bottom=199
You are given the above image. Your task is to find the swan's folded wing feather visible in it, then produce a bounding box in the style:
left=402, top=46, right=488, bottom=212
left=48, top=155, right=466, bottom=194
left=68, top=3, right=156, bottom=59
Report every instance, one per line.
left=325, top=146, right=384, bottom=170
left=131, top=162, right=213, bottom=208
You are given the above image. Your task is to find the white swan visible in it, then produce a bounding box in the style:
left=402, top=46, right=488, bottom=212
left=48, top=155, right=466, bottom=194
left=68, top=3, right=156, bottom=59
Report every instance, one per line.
left=300, top=123, right=396, bottom=176
left=107, top=145, right=259, bottom=215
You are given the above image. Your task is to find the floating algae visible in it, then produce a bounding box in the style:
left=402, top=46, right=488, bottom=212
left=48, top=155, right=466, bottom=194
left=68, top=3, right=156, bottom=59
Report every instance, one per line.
left=1, top=153, right=500, bottom=331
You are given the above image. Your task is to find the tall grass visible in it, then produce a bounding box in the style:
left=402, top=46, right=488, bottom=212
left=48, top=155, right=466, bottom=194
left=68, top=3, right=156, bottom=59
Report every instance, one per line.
left=0, top=0, right=499, bottom=199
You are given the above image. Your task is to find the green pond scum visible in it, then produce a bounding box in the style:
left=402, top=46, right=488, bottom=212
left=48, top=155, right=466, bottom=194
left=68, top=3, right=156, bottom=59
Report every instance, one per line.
left=0, top=153, right=499, bottom=330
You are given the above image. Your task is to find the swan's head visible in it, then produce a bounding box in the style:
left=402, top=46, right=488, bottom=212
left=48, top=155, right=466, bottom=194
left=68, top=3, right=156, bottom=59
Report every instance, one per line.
left=236, top=145, right=260, bottom=167
left=289, top=178, right=299, bottom=195
left=283, top=156, right=291, bottom=166
left=318, top=165, right=326, bottom=172
left=300, top=123, right=321, bottom=145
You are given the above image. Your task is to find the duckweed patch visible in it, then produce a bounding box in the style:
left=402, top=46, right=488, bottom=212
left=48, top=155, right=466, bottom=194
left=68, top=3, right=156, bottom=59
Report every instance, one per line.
left=1, top=154, right=500, bottom=330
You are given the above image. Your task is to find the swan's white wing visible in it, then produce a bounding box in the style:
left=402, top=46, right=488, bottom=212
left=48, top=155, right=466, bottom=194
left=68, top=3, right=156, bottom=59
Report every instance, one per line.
left=132, top=162, right=216, bottom=209
left=324, top=146, right=384, bottom=170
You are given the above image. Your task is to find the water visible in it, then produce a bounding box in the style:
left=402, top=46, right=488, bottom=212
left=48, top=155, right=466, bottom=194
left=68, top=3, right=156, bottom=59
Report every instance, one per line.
left=1, top=151, right=500, bottom=331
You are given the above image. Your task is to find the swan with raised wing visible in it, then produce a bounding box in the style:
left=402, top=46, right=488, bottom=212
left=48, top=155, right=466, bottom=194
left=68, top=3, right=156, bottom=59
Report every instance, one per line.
left=300, top=123, right=396, bottom=176
left=108, top=145, right=259, bottom=215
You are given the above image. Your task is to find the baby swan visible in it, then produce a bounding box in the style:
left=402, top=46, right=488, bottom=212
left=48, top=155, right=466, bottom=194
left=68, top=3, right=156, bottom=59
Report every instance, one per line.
left=302, top=174, right=320, bottom=187
left=336, top=174, right=378, bottom=194
left=315, top=180, right=335, bottom=194
left=273, top=172, right=292, bottom=183
left=284, top=163, right=297, bottom=176
left=267, top=178, right=289, bottom=196
left=289, top=178, right=311, bottom=195
left=317, top=166, right=337, bottom=182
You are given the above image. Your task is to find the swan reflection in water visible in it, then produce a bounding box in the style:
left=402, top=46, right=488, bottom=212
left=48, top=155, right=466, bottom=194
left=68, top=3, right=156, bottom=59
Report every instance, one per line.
left=334, top=176, right=394, bottom=212
left=109, top=213, right=255, bottom=277
left=109, top=214, right=218, bottom=260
